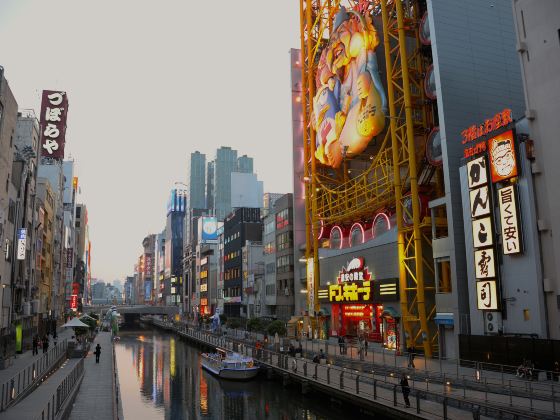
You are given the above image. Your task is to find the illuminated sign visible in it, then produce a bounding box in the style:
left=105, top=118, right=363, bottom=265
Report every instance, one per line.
left=467, top=156, right=488, bottom=189
left=200, top=283, right=207, bottom=292
left=498, top=185, right=521, bottom=254
left=328, top=281, right=372, bottom=303
left=342, top=304, right=372, bottom=318
left=307, top=258, right=315, bottom=314
left=469, top=186, right=491, bottom=218
left=461, top=109, right=513, bottom=145
left=223, top=296, right=241, bottom=303
left=200, top=298, right=208, bottom=306
left=471, top=217, right=493, bottom=249
left=39, top=90, right=69, bottom=159
left=337, top=257, right=371, bottom=283
left=476, top=280, right=499, bottom=310
left=474, top=248, right=496, bottom=279
left=200, top=257, right=208, bottom=266
left=16, top=229, right=27, bottom=260
left=374, top=278, right=399, bottom=302
left=201, top=217, right=218, bottom=242
left=488, top=130, right=518, bottom=183
left=311, top=7, right=386, bottom=168
left=70, top=295, right=78, bottom=311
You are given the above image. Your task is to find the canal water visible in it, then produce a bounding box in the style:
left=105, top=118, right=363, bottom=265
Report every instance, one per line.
left=115, top=327, right=382, bottom=420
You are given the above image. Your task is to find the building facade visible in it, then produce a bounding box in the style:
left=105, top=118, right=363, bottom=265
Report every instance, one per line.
left=187, top=151, right=206, bottom=210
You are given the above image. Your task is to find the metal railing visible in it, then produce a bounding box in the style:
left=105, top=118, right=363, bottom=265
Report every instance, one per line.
left=0, top=339, right=68, bottom=411
left=153, top=320, right=557, bottom=419
left=34, top=358, right=84, bottom=420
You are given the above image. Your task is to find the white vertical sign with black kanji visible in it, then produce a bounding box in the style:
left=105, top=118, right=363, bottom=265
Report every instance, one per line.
left=472, top=217, right=493, bottom=248
left=467, top=156, right=488, bottom=189
left=476, top=280, right=499, bottom=310
left=498, top=185, right=521, bottom=255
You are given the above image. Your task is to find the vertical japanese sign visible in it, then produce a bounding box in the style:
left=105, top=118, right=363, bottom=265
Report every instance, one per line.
left=70, top=295, right=78, bottom=311
left=39, top=90, right=69, bottom=159
left=307, top=258, right=315, bottom=315
left=498, top=185, right=521, bottom=254
left=16, top=228, right=27, bottom=260
left=476, top=280, right=499, bottom=310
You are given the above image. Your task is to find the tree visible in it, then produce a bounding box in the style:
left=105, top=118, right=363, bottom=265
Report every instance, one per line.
left=266, top=320, right=287, bottom=337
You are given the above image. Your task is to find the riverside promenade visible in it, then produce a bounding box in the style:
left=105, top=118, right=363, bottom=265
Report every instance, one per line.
left=149, top=318, right=555, bottom=420
left=68, top=332, right=120, bottom=420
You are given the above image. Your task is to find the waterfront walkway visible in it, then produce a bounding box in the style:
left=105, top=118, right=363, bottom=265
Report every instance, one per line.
left=69, top=332, right=116, bottom=420
left=150, top=320, right=560, bottom=419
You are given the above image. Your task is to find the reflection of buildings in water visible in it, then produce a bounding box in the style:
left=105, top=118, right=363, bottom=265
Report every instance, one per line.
left=199, top=366, right=208, bottom=415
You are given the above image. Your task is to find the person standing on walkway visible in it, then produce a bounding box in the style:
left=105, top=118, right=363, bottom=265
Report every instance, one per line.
left=94, top=343, right=101, bottom=363
left=407, top=346, right=415, bottom=368
left=400, top=373, right=411, bottom=407
left=553, top=361, right=560, bottom=382
left=358, top=337, right=365, bottom=361
left=338, top=336, right=344, bottom=354
left=364, top=337, right=368, bottom=356
left=32, top=335, right=39, bottom=355
left=42, top=335, right=49, bottom=354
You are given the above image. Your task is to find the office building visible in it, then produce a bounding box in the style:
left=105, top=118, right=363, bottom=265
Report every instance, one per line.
left=187, top=151, right=206, bottom=210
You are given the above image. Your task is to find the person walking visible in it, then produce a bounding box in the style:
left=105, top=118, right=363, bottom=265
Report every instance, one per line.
left=358, top=337, right=365, bottom=361
left=94, top=343, right=101, bottom=363
left=364, top=337, right=368, bottom=356
left=338, top=336, right=344, bottom=355
left=42, top=335, right=49, bottom=354
left=32, top=335, right=39, bottom=356
left=553, top=361, right=560, bottom=382
left=400, top=373, right=411, bottom=407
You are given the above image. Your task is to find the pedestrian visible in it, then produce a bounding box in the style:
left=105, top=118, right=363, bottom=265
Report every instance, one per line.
left=407, top=346, right=415, bottom=368
left=553, top=361, right=560, bottom=382
left=94, top=343, right=101, bottom=363
left=296, top=341, right=303, bottom=357
left=364, top=337, right=368, bottom=356
left=400, top=373, right=411, bottom=407
left=32, top=335, right=38, bottom=356
left=342, top=336, right=347, bottom=355
left=319, top=348, right=326, bottom=360
left=338, top=336, right=344, bottom=355
left=359, top=337, right=365, bottom=361
left=42, top=335, right=49, bottom=354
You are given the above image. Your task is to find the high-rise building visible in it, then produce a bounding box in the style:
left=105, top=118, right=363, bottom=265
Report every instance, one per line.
left=262, top=192, right=283, bottom=217
left=211, top=147, right=238, bottom=220
left=206, top=161, right=214, bottom=211
left=223, top=207, right=262, bottom=317
left=164, top=189, right=186, bottom=307
left=0, top=68, right=19, bottom=352
left=236, top=155, right=253, bottom=174
left=187, top=151, right=206, bottom=210
left=512, top=0, right=560, bottom=339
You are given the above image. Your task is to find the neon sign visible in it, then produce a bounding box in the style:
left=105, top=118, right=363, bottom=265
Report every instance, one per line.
left=461, top=109, right=513, bottom=144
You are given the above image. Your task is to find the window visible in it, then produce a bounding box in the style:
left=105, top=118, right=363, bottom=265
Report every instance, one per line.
left=276, top=231, right=292, bottom=251
left=266, top=284, right=275, bottom=296
left=276, top=255, right=293, bottom=272
left=264, top=220, right=275, bottom=235
left=76, top=207, right=81, bottom=218
left=264, top=241, right=275, bottom=254
left=266, top=262, right=275, bottom=274
left=276, top=208, right=290, bottom=229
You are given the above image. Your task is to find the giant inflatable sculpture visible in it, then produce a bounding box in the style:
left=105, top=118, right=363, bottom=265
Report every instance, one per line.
left=311, top=7, right=387, bottom=168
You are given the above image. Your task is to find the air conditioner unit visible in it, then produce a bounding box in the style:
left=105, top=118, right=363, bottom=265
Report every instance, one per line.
left=485, top=311, right=502, bottom=335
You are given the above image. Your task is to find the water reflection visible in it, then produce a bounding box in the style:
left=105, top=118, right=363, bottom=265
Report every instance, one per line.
left=115, top=328, right=373, bottom=420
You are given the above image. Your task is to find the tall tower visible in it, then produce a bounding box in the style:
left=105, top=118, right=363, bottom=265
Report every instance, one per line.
left=187, top=151, right=206, bottom=210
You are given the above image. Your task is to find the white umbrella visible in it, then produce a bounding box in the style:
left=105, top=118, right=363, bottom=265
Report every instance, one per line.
left=62, top=318, right=89, bottom=328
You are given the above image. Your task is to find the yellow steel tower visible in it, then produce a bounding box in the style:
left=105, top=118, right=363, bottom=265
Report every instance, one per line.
left=299, top=0, right=440, bottom=356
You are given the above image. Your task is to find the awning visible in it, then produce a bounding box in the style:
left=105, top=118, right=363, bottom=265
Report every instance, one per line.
left=434, top=313, right=454, bottom=325
left=318, top=307, right=330, bottom=316
left=381, top=306, right=399, bottom=319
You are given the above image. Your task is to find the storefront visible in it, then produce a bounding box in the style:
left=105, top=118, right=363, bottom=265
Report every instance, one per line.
left=318, top=255, right=400, bottom=346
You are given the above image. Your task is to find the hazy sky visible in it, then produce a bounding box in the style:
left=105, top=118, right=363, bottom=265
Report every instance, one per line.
left=0, top=0, right=300, bottom=283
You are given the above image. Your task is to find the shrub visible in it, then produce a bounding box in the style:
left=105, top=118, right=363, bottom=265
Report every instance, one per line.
left=219, top=314, right=227, bottom=325
left=266, top=320, right=287, bottom=337
left=227, top=318, right=242, bottom=329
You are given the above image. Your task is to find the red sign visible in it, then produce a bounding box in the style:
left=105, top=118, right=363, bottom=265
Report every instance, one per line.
left=463, top=141, right=487, bottom=159
left=39, top=90, right=69, bottom=159
left=72, top=282, right=80, bottom=295
left=70, top=295, right=78, bottom=310
left=488, top=130, right=518, bottom=183
left=461, top=109, right=512, bottom=145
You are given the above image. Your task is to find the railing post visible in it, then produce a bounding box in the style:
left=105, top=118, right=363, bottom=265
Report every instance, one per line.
left=393, top=384, right=397, bottom=406
left=327, top=367, right=330, bottom=384
left=416, top=391, right=420, bottom=414
left=443, top=397, right=448, bottom=419
left=303, top=362, right=307, bottom=377
left=356, top=374, right=359, bottom=394
left=374, top=379, right=377, bottom=399
left=340, top=371, right=344, bottom=389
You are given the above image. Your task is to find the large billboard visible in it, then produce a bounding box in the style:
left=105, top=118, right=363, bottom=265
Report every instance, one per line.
left=200, top=216, right=218, bottom=242
left=39, top=90, right=69, bottom=159
left=311, top=7, right=386, bottom=168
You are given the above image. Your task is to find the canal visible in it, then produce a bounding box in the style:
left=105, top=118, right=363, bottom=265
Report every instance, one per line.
left=115, top=327, right=381, bottom=420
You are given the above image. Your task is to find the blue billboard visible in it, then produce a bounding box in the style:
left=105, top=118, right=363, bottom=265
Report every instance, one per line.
left=201, top=217, right=218, bottom=242
left=144, top=280, right=152, bottom=301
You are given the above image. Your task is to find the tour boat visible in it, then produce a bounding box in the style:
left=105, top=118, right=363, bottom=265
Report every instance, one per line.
left=201, top=348, right=259, bottom=380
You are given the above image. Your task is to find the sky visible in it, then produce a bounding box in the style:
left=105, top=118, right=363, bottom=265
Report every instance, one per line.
left=0, top=0, right=300, bottom=284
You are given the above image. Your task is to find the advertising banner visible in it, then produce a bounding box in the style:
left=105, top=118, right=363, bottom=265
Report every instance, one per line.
left=307, top=258, right=315, bottom=315
left=476, top=280, right=499, bottom=310
left=498, top=185, right=522, bottom=254
left=488, top=130, right=518, bottom=183
left=70, top=294, right=78, bottom=311
left=144, top=280, right=152, bottom=301
left=200, top=216, right=218, bottom=242
left=39, top=90, right=69, bottom=159
left=16, top=228, right=27, bottom=260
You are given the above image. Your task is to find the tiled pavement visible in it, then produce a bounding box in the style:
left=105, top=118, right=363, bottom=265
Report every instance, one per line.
left=68, top=332, right=115, bottom=420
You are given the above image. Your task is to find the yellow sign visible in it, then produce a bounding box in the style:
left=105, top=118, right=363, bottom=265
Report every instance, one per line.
left=328, top=281, right=371, bottom=303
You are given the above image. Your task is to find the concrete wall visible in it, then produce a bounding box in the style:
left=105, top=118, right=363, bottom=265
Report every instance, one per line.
left=512, top=0, right=560, bottom=338
left=428, top=0, right=526, bottom=348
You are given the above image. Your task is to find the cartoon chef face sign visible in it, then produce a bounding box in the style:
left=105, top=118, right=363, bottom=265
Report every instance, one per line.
left=489, top=131, right=518, bottom=182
